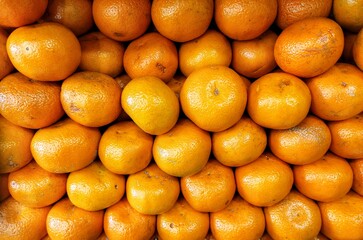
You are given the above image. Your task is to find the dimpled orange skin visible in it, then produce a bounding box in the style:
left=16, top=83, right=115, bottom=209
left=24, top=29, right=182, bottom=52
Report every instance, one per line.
left=121, top=76, right=180, bottom=135
left=0, top=72, right=64, bottom=129
left=247, top=72, right=311, bottom=130
left=269, top=114, right=332, bottom=165
left=46, top=197, right=104, bottom=240
left=231, top=30, right=278, bottom=79
left=8, top=161, right=67, bottom=208
left=319, top=191, right=363, bottom=240
left=264, top=190, right=322, bottom=240
left=328, top=113, right=363, bottom=159
left=212, top=116, right=267, bottom=167
left=0, top=197, right=51, bottom=240
left=92, top=0, right=151, bottom=42
left=126, top=163, right=180, bottom=215
left=153, top=118, right=212, bottom=177
left=123, top=32, right=178, bottom=83
left=235, top=152, right=294, bottom=207
left=6, top=22, right=81, bottom=81
left=0, top=28, right=14, bottom=79
left=180, top=65, right=247, bottom=132
left=179, top=29, right=232, bottom=77
left=31, top=118, right=101, bottom=173
left=79, top=32, right=125, bottom=77
left=293, top=152, right=353, bottom=202
left=215, top=0, right=277, bottom=41
left=151, top=0, right=214, bottom=42
left=180, top=159, right=236, bottom=213
left=0, top=0, right=48, bottom=28
left=61, top=71, right=122, bottom=127
left=306, top=63, right=363, bottom=121
left=276, top=0, right=333, bottom=30
left=157, top=197, right=210, bottom=240
left=210, top=195, right=265, bottom=240
left=350, top=159, right=363, bottom=196
left=353, top=28, right=363, bottom=71
left=0, top=115, right=34, bottom=174
left=67, top=161, right=125, bottom=211
left=98, top=121, right=153, bottom=175
left=274, top=17, right=344, bottom=78
left=104, top=197, right=156, bottom=240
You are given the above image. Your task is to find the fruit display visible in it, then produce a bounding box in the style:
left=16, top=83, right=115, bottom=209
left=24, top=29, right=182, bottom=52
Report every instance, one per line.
left=0, top=0, right=363, bottom=239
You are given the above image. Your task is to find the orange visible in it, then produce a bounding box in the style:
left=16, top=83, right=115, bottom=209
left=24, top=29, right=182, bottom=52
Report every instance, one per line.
left=343, top=31, right=357, bottom=63
left=31, top=118, right=101, bottom=173
left=333, top=0, right=363, bottom=33
left=328, top=113, right=363, bottom=159
left=293, top=152, right=353, bottom=202
left=210, top=195, right=265, bottom=240
left=319, top=191, right=363, bottom=240
left=215, top=0, right=277, bottom=40
left=350, top=159, right=363, bottom=196
left=126, top=163, right=180, bottom=215
left=180, top=159, right=236, bottom=212
left=0, top=115, right=34, bottom=173
left=67, top=161, right=125, bottom=211
left=269, top=115, right=332, bottom=165
left=274, top=17, right=344, bottom=78
left=44, top=0, right=94, bottom=36
left=104, top=197, right=156, bottom=240
left=121, top=76, right=180, bottom=135
left=123, top=32, right=178, bottom=82
left=115, top=74, right=132, bottom=89
left=153, top=118, right=211, bottom=177
left=79, top=32, right=125, bottom=77
left=235, top=152, right=294, bottom=207
left=0, top=173, right=10, bottom=201
left=61, top=71, right=122, bottom=127
left=0, top=0, right=48, bottom=28
left=92, top=0, right=151, bottom=42
left=306, top=63, right=363, bottom=121
left=0, top=28, right=13, bottom=79
left=180, top=65, right=247, bottom=132
left=0, top=72, right=64, bottom=129
left=0, top=197, right=51, bottom=240
left=179, top=29, right=232, bottom=77
left=247, top=72, right=311, bottom=130
left=46, top=197, right=104, bottom=240
left=6, top=22, right=81, bottom=81
left=8, top=160, right=67, bottom=208
left=212, top=116, right=267, bottom=167
left=353, top=28, right=363, bottom=71
left=151, top=0, right=214, bottom=42
left=167, top=75, right=187, bottom=100
left=276, top=0, right=333, bottom=29
left=231, top=30, right=278, bottom=79
left=98, top=121, right=153, bottom=175
left=264, top=190, right=322, bottom=240
left=157, top=197, right=210, bottom=240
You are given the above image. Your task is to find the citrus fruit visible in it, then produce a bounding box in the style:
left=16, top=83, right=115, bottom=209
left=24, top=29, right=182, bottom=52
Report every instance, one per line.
left=31, top=118, right=101, bottom=173
left=212, top=116, right=267, bottom=167
left=61, top=71, right=122, bottom=127
left=153, top=118, right=211, bottom=177
left=180, top=65, right=247, bottom=132
left=247, top=72, right=311, bottom=129
left=6, top=22, right=81, bottom=81
left=0, top=72, right=64, bottom=129
left=180, top=159, right=236, bottom=212
left=274, top=17, right=344, bottom=78
left=126, top=163, right=180, bottom=215
left=98, top=121, right=153, bottom=175
left=121, top=76, right=180, bottom=135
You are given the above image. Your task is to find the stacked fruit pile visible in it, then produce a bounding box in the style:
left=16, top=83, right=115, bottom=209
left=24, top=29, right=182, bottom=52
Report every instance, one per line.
left=0, top=0, right=363, bottom=239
